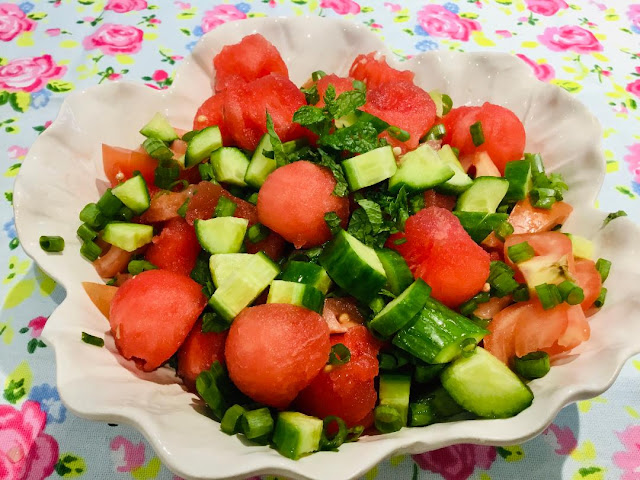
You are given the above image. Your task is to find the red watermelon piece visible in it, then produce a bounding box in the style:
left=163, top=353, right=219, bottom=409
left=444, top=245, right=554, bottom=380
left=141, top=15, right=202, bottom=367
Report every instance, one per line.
left=177, top=318, right=227, bottom=392
left=315, top=74, right=355, bottom=107
left=144, top=217, right=200, bottom=277
left=349, top=52, right=415, bottom=89
left=212, top=33, right=288, bottom=92
left=192, top=92, right=233, bottom=144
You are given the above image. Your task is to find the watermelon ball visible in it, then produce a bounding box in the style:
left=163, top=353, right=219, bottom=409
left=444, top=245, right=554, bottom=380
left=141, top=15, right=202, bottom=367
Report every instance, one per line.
left=109, top=270, right=207, bottom=372
left=212, top=33, right=289, bottom=92
left=361, top=81, right=436, bottom=151
left=295, top=325, right=382, bottom=427
left=441, top=102, right=526, bottom=174
left=257, top=161, right=350, bottom=248
left=349, top=52, right=415, bottom=89
left=192, top=92, right=233, bottom=145
left=386, top=207, right=490, bottom=308
left=177, top=318, right=227, bottom=392
left=145, top=217, right=200, bottom=277
left=225, top=304, right=331, bottom=409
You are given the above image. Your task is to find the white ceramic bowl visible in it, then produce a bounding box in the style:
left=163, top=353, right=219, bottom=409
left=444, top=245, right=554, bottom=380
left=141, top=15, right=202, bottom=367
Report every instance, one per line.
left=14, top=16, right=640, bottom=480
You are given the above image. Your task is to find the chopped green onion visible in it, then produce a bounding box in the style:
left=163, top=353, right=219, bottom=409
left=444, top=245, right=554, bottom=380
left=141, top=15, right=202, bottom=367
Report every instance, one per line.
left=77, top=223, right=97, bottom=243
left=177, top=197, right=190, bottom=218
left=328, top=343, right=351, bottom=366
left=346, top=425, right=365, bottom=442
left=507, top=241, right=535, bottom=264
left=81, top=332, right=104, bottom=347
left=247, top=223, right=270, bottom=244
left=116, top=206, right=134, bottom=222
left=470, top=314, right=491, bottom=329
left=96, top=188, right=124, bottom=217
left=369, top=296, right=386, bottom=315
left=39, top=235, right=65, bottom=253
left=312, top=70, right=326, bottom=82
left=595, top=258, right=611, bottom=283
left=127, top=259, right=157, bottom=275
left=451, top=146, right=460, bottom=158
left=143, top=137, right=173, bottom=161
left=459, top=299, right=478, bottom=316
left=557, top=280, right=585, bottom=305
left=441, top=94, right=453, bottom=116
left=352, top=80, right=366, bottom=92
left=512, top=284, right=530, bottom=302
left=387, top=126, right=411, bottom=142
left=196, top=362, right=231, bottom=420
left=414, top=364, right=445, bottom=384
left=525, top=153, right=545, bottom=178
left=246, top=192, right=259, bottom=205
left=603, top=210, right=627, bottom=227
left=460, top=337, right=477, bottom=357
left=422, top=123, right=446, bottom=142
left=470, top=121, right=484, bottom=147
left=215, top=196, right=237, bottom=217
left=393, top=237, right=407, bottom=245
left=473, top=291, right=490, bottom=304
left=168, top=179, right=189, bottom=192
left=320, top=416, right=348, bottom=450
left=378, top=353, right=397, bottom=371
left=80, top=240, right=102, bottom=262
left=181, top=129, right=201, bottom=142
left=198, top=162, right=216, bottom=182
left=493, top=220, right=514, bottom=242
left=513, top=351, right=550, bottom=379
left=594, top=287, right=607, bottom=308
left=374, top=405, right=403, bottom=433
left=409, top=402, right=435, bottom=427
left=241, top=407, right=274, bottom=441
left=535, top=283, right=562, bottom=310
left=530, top=187, right=557, bottom=209
left=220, top=404, right=246, bottom=435
left=79, top=203, right=105, bottom=229
left=201, top=311, right=230, bottom=333
left=492, top=272, right=520, bottom=297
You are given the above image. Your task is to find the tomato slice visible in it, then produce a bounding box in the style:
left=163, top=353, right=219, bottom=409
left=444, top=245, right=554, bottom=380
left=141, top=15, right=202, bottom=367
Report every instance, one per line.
left=483, top=301, right=525, bottom=364
left=509, top=197, right=573, bottom=234
left=573, top=258, right=602, bottom=312
left=503, top=231, right=576, bottom=281
left=102, top=144, right=158, bottom=188
left=513, top=301, right=569, bottom=358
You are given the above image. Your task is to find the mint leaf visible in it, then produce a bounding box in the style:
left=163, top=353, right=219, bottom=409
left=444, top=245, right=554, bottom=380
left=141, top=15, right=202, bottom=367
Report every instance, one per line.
left=324, top=212, right=342, bottom=235
left=319, top=121, right=379, bottom=154
left=301, top=83, right=320, bottom=105
left=318, top=151, right=349, bottom=197
left=326, top=89, right=366, bottom=120
left=266, top=111, right=288, bottom=168
left=603, top=210, right=627, bottom=227
left=356, top=198, right=385, bottom=232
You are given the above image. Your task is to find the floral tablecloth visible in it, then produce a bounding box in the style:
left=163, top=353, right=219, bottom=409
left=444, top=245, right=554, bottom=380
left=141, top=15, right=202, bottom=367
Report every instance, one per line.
left=1, top=0, right=640, bottom=479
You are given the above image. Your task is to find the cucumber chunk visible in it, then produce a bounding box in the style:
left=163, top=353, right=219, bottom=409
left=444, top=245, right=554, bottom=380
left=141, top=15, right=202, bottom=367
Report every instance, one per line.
left=455, top=176, right=510, bottom=213
left=453, top=211, right=509, bottom=244
left=208, top=252, right=280, bottom=323
left=369, top=279, right=431, bottom=338
left=209, top=253, right=253, bottom=288
left=102, top=222, right=153, bottom=252
left=272, top=411, right=323, bottom=460
left=441, top=347, right=534, bottom=418
left=111, top=175, right=150, bottom=215
left=210, top=147, right=249, bottom=187
left=503, top=159, right=533, bottom=203
left=376, top=248, right=414, bottom=296
left=267, top=280, right=324, bottom=314
left=342, top=146, right=397, bottom=191
left=185, top=126, right=222, bottom=168
left=280, top=261, right=332, bottom=295
left=194, top=217, right=248, bottom=254
left=409, top=385, right=466, bottom=427
left=319, top=230, right=387, bottom=304
left=378, top=373, right=411, bottom=428
left=388, top=144, right=454, bottom=194
left=435, top=145, right=473, bottom=195
left=566, top=233, right=594, bottom=260
left=139, top=112, right=178, bottom=142
left=244, top=135, right=306, bottom=188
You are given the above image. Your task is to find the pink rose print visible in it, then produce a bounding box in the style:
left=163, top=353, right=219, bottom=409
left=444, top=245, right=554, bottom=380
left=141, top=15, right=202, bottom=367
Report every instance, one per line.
left=110, top=436, right=146, bottom=472
left=516, top=54, right=556, bottom=82
left=525, top=0, right=568, bottom=16
left=83, top=23, right=144, bottom=55
left=626, top=78, right=640, bottom=99
left=0, top=401, right=59, bottom=480
left=0, top=55, right=66, bottom=93
left=614, top=425, right=640, bottom=480
left=320, top=0, right=361, bottom=15
left=384, top=2, right=401, bottom=12
left=417, top=5, right=480, bottom=42
left=27, top=317, right=47, bottom=338
left=542, top=423, right=578, bottom=455
left=413, top=444, right=496, bottom=480
left=45, top=28, right=60, bottom=37
left=628, top=5, right=640, bottom=29
left=201, top=5, right=247, bottom=33
left=105, top=0, right=148, bottom=13
left=151, top=70, right=168, bottom=82
left=537, top=25, right=603, bottom=53
left=0, top=3, right=36, bottom=42
left=624, top=144, right=640, bottom=183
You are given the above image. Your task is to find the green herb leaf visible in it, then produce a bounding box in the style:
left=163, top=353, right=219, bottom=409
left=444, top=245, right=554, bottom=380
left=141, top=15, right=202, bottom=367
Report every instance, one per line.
left=292, top=105, right=326, bottom=126
left=265, top=111, right=288, bottom=168
left=603, top=210, right=627, bottom=227
left=317, top=150, right=349, bottom=197
left=324, top=211, right=342, bottom=235
left=326, top=89, right=366, bottom=120
left=301, top=83, right=320, bottom=105
left=318, top=121, right=379, bottom=154
left=328, top=343, right=351, bottom=365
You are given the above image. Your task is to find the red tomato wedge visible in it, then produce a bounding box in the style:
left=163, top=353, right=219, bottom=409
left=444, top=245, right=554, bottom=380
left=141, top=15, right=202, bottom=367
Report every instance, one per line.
left=93, top=245, right=131, bottom=278
left=109, top=270, right=207, bottom=372
left=549, top=305, right=590, bottom=354
left=573, top=258, right=603, bottom=312
left=483, top=301, right=523, bottom=364
left=322, top=297, right=365, bottom=334
left=145, top=217, right=200, bottom=276
left=349, top=52, right=415, bottom=89
left=177, top=318, right=227, bottom=392
left=225, top=304, right=330, bottom=408
left=504, top=231, right=576, bottom=281
left=213, top=33, right=289, bottom=92
left=513, top=301, right=570, bottom=358
left=102, top=144, right=158, bottom=188
left=509, top=197, right=573, bottom=234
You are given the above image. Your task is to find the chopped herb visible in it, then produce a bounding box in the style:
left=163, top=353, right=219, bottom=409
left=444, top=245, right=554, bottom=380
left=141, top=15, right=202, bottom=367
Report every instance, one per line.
left=215, top=196, right=237, bottom=217
left=247, top=223, right=270, bottom=243
left=311, top=70, right=326, bottom=82
left=81, top=332, right=104, bottom=347
left=324, top=211, right=342, bottom=235
left=317, top=151, right=349, bottom=197
left=603, top=210, right=627, bottom=227
left=154, top=159, right=181, bottom=190
left=127, top=259, right=157, bottom=275
left=201, top=311, right=229, bottom=333
left=198, top=162, right=216, bottom=182
left=328, top=343, right=351, bottom=365
left=386, top=126, right=410, bottom=142
left=470, top=121, right=485, bottom=146
left=39, top=235, right=64, bottom=253
left=177, top=197, right=190, bottom=218
left=265, top=111, right=288, bottom=168
left=393, top=237, right=407, bottom=245
left=300, top=83, right=320, bottom=105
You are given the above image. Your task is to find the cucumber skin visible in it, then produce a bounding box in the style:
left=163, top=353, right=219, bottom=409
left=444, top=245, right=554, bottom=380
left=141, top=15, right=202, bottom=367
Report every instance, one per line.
left=272, top=412, right=322, bottom=460
left=369, top=279, right=431, bottom=338
left=453, top=212, right=509, bottom=244
left=376, top=248, right=414, bottom=296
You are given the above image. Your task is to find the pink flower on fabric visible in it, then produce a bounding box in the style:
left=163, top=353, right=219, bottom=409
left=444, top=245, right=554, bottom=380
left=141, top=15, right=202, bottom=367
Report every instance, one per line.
left=0, top=3, right=36, bottom=42
left=201, top=5, right=246, bottom=33
left=110, top=436, right=146, bottom=472
left=624, top=143, right=640, bottom=183
left=83, top=24, right=144, bottom=55
left=384, top=2, right=401, bottom=12
left=417, top=5, right=480, bottom=42
left=614, top=425, right=640, bottom=480
left=27, top=317, right=47, bottom=338
left=45, top=28, right=60, bottom=36
left=0, top=401, right=59, bottom=480
left=413, top=444, right=496, bottom=480
left=628, top=5, right=640, bottom=29
left=0, top=55, right=66, bottom=93
left=516, top=53, right=556, bottom=82
left=105, top=0, right=148, bottom=13
left=626, top=79, right=640, bottom=99
left=537, top=25, right=603, bottom=53
left=525, top=0, right=568, bottom=16
left=152, top=69, right=168, bottom=82
left=542, top=423, right=578, bottom=455
left=320, top=0, right=361, bottom=15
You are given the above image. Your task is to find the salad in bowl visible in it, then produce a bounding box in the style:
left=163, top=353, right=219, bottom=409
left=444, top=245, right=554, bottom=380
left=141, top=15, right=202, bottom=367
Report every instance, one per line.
left=13, top=16, right=640, bottom=480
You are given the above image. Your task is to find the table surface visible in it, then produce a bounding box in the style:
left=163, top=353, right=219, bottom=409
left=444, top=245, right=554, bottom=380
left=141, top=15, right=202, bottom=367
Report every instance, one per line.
left=1, top=0, right=639, bottom=479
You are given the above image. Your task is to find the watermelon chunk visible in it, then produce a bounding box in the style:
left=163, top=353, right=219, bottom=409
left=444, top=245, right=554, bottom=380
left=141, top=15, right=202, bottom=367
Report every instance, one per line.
left=145, top=217, right=200, bottom=277
left=177, top=318, right=227, bottom=392
left=349, top=52, right=415, bottom=89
